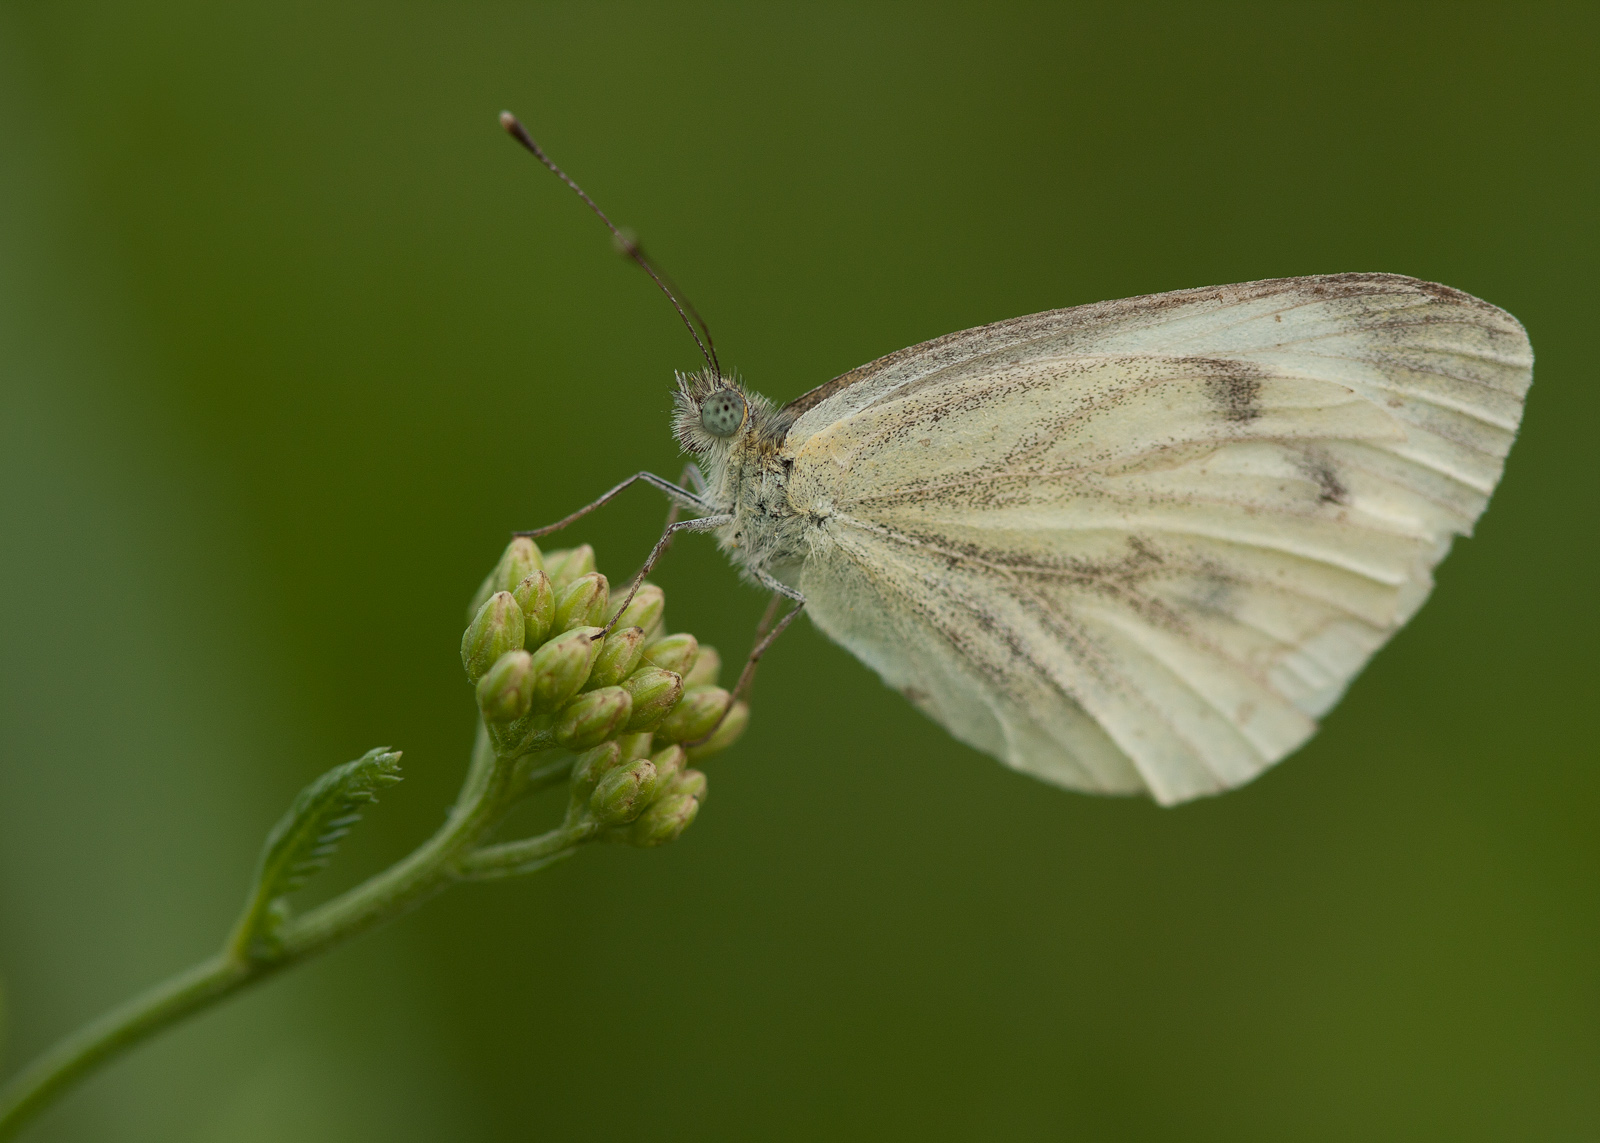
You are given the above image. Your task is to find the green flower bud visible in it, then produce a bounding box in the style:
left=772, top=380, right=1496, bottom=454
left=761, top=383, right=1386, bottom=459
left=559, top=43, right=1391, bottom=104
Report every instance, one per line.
left=514, top=570, right=555, bottom=648
left=623, top=791, right=700, bottom=847
left=569, top=741, right=624, bottom=802
left=497, top=537, right=544, bottom=588
left=554, top=685, right=633, bottom=750
left=475, top=650, right=535, bottom=722
left=642, top=632, right=699, bottom=676
left=620, top=668, right=683, bottom=732
left=544, top=544, right=596, bottom=590
left=687, top=700, right=749, bottom=761
left=468, top=537, right=545, bottom=620
left=650, top=743, right=686, bottom=787
left=665, top=768, right=708, bottom=801
left=554, top=572, right=610, bottom=633
left=589, top=758, right=659, bottom=826
left=528, top=625, right=602, bottom=712
left=587, top=627, right=647, bottom=689
left=682, top=645, right=721, bottom=689
left=616, top=731, right=655, bottom=761
left=461, top=592, right=526, bottom=683
left=654, top=685, right=731, bottom=744
left=609, top=583, right=665, bottom=638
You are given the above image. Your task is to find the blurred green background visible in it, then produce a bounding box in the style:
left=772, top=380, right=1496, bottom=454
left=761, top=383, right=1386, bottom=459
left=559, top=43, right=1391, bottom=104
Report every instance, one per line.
left=1, top=3, right=1595, bottom=1140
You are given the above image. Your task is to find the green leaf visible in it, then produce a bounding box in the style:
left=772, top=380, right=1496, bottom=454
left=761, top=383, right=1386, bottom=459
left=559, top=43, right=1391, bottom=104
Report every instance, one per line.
left=228, top=748, right=402, bottom=960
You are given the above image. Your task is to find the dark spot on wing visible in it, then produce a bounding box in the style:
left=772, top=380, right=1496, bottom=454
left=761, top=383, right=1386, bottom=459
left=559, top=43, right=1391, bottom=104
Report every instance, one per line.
left=1125, top=534, right=1165, bottom=568
left=1202, top=363, right=1263, bottom=423
left=1298, top=451, right=1350, bottom=506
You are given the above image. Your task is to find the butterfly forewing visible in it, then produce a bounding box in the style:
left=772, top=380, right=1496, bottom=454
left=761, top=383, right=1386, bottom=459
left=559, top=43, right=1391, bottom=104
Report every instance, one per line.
left=780, top=274, right=1531, bottom=804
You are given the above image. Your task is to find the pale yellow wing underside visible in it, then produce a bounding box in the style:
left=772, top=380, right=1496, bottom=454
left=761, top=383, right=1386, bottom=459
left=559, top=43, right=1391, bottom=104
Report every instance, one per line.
left=782, top=274, right=1532, bottom=804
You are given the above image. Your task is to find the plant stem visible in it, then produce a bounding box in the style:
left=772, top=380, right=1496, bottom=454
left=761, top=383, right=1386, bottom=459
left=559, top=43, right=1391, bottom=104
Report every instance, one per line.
left=0, top=955, right=250, bottom=1138
left=278, top=727, right=507, bottom=959
left=0, top=725, right=572, bottom=1141
left=456, top=820, right=597, bottom=880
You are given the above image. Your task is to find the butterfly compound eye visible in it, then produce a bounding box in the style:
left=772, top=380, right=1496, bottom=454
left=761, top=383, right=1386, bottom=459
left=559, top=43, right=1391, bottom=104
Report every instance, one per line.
left=699, top=389, right=747, bottom=437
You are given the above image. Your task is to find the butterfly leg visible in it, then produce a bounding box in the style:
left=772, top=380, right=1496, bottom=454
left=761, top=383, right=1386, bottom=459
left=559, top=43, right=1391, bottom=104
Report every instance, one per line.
left=658, top=463, right=710, bottom=542
left=728, top=586, right=804, bottom=703
left=594, top=513, right=734, bottom=640
left=514, top=471, right=713, bottom=541
left=688, top=571, right=805, bottom=746
left=601, top=464, right=717, bottom=641
left=751, top=591, right=784, bottom=643
left=733, top=574, right=805, bottom=705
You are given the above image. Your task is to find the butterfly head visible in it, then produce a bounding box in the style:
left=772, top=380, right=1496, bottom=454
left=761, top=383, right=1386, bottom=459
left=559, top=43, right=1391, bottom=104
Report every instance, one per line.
left=673, top=369, right=778, bottom=463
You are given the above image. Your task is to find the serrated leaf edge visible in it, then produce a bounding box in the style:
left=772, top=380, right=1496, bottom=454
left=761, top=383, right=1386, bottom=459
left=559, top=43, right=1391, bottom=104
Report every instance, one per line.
left=228, top=748, right=402, bottom=960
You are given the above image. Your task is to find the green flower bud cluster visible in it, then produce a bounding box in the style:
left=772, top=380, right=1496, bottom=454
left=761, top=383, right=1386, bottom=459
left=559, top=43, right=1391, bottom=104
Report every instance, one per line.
left=464, top=538, right=749, bottom=845
left=568, top=738, right=706, bottom=847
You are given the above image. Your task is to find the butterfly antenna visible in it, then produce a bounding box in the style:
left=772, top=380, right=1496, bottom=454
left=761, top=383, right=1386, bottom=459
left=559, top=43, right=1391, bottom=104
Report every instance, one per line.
left=499, top=111, right=720, bottom=378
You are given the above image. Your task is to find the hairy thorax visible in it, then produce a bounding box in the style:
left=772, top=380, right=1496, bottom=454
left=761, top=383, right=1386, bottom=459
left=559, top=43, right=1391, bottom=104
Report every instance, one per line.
left=713, top=436, right=811, bottom=586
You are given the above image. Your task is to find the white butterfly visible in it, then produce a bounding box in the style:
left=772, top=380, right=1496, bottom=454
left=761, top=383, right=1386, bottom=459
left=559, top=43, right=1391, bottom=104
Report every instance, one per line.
left=500, top=117, right=1532, bottom=805
left=662, top=274, right=1531, bottom=804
